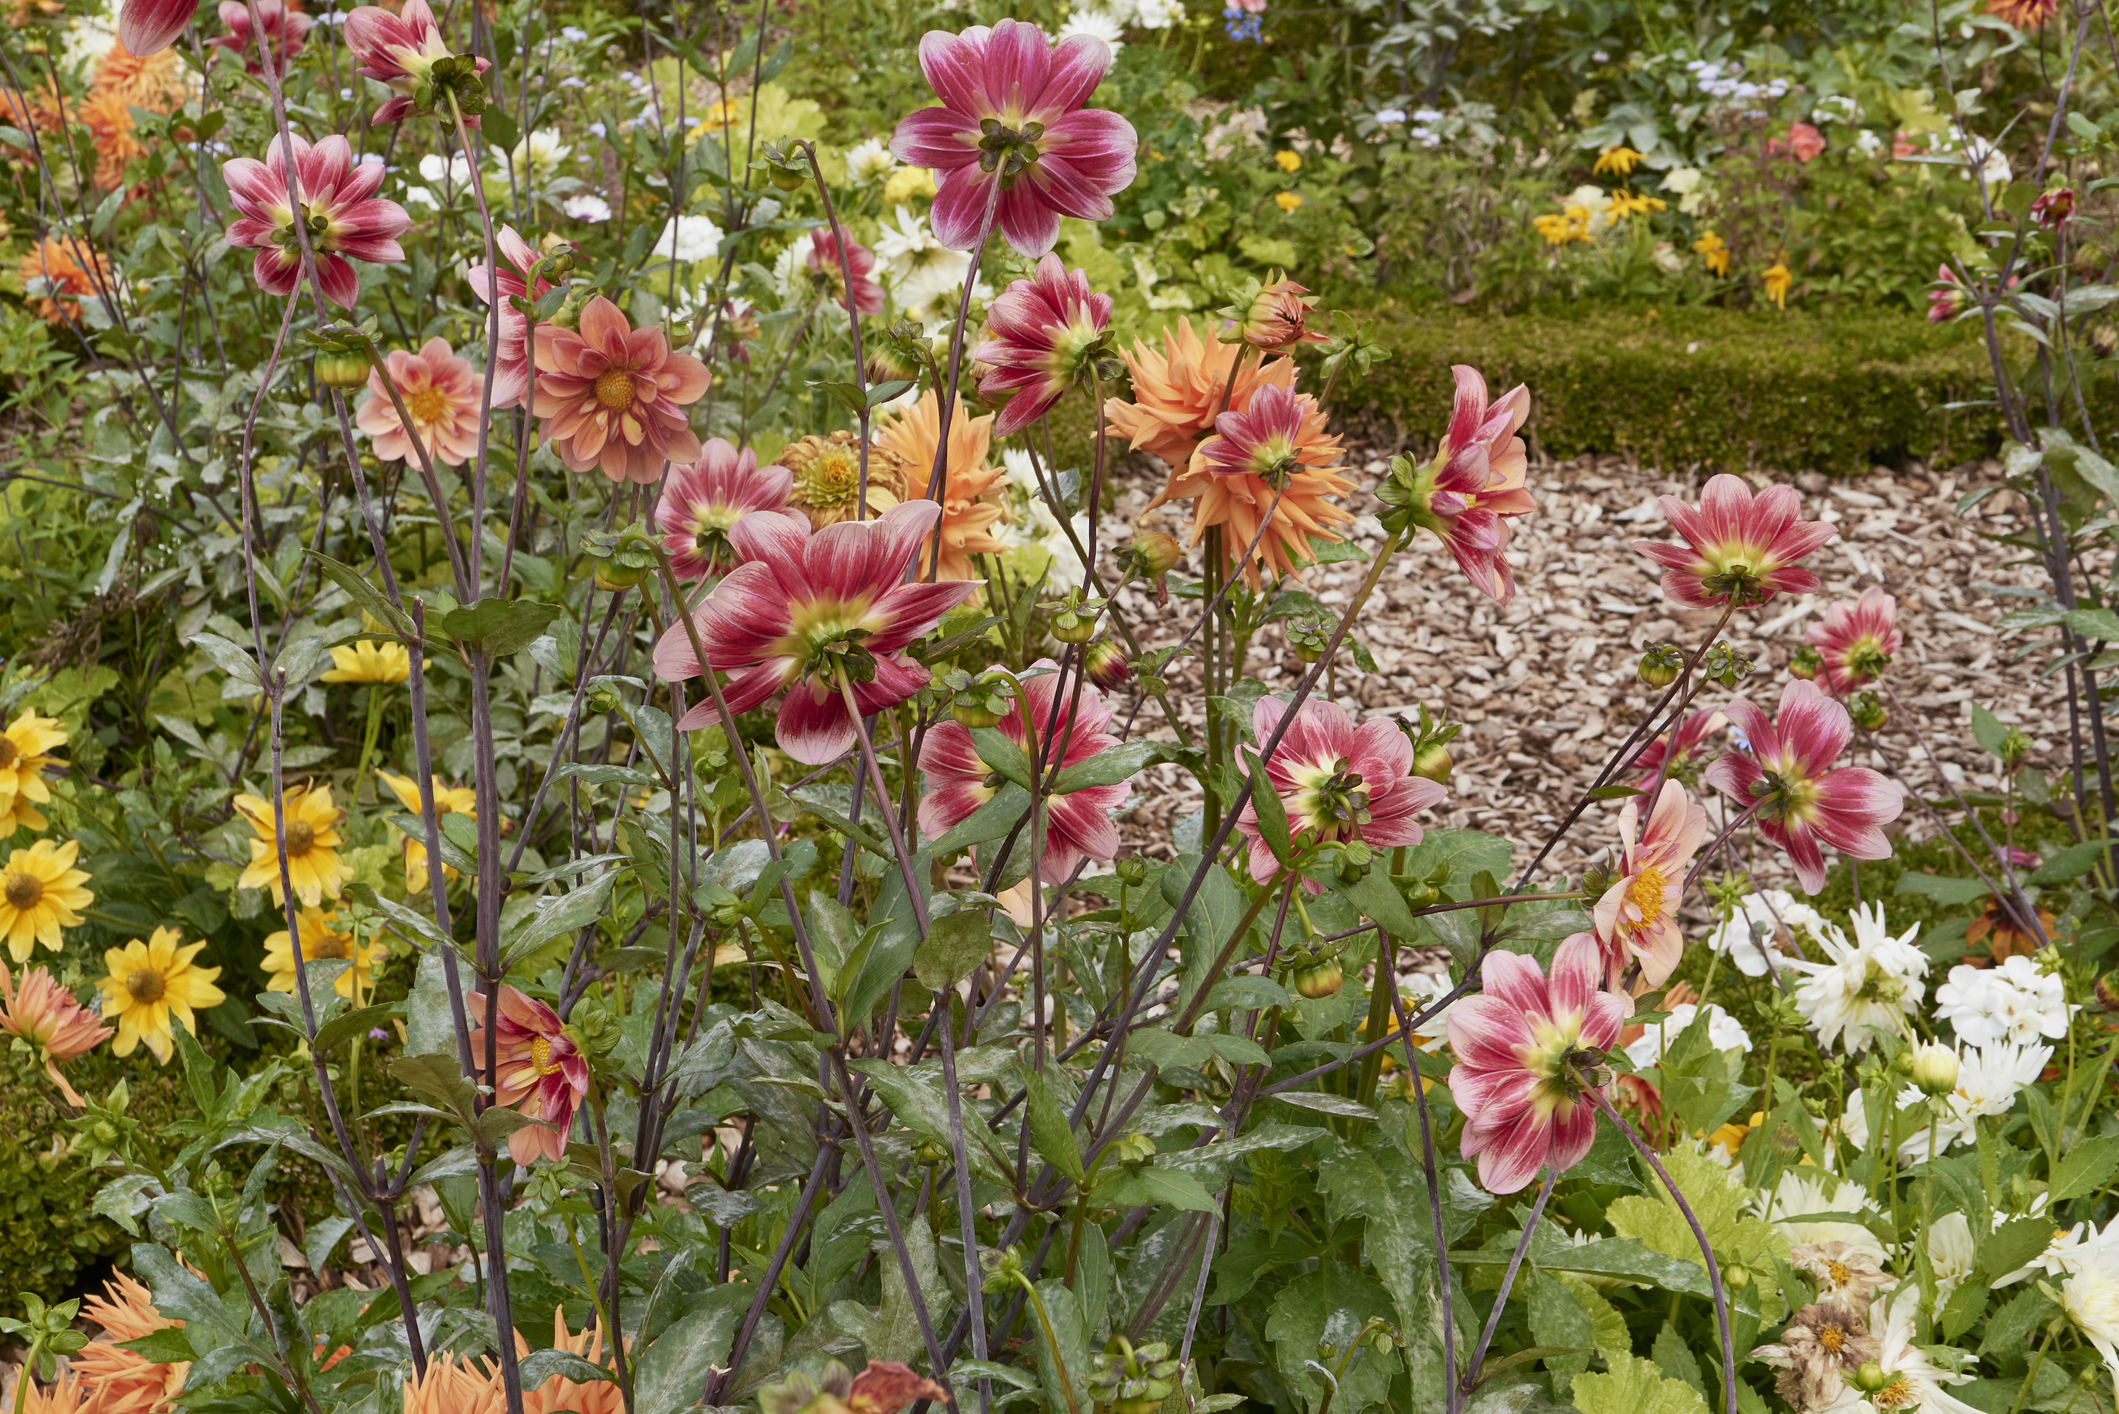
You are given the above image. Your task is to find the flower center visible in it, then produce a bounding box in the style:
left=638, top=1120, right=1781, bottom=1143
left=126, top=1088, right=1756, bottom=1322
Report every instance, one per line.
left=1300, top=759, right=1370, bottom=840
left=1845, top=637, right=1892, bottom=681
left=0, top=738, right=18, bottom=769
left=286, top=821, right=316, bottom=858
left=407, top=386, right=451, bottom=424
left=796, top=444, right=861, bottom=506
left=1872, top=1376, right=1917, bottom=1410
left=1699, top=556, right=1769, bottom=605
left=1251, top=437, right=1304, bottom=488
left=1827, top=1260, right=1851, bottom=1286
left=1746, top=768, right=1817, bottom=825
left=976, top=117, right=1046, bottom=186
left=1818, top=1326, right=1845, bottom=1354
left=311, top=932, right=351, bottom=962
left=530, top=1034, right=565, bottom=1076
left=126, top=967, right=166, bottom=1003
left=1625, top=866, right=1666, bottom=922
left=1854, top=959, right=1905, bottom=1006
left=3, top=872, right=41, bottom=910
left=594, top=368, right=637, bottom=411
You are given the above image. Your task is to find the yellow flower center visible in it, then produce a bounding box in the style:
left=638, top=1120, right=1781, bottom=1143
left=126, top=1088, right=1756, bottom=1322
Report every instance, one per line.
left=407, top=386, right=451, bottom=424
left=796, top=443, right=861, bottom=506
left=3, top=872, right=41, bottom=910
left=311, top=933, right=351, bottom=962
left=1828, top=1260, right=1851, bottom=1286
left=594, top=367, right=637, bottom=411
left=0, top=738, right=18, bottom=769
left=530, top=1034, right=564, bottom=1076
left=285, top=821, right=315, bottom=858
left=1873, top=1376, right=1917, bottom=1410
left=1818, top=1326, right=1845, bottom=1354
left=126, top=967, right=166, bottom=1003
left=1625, top=866, right=1666, bottom=921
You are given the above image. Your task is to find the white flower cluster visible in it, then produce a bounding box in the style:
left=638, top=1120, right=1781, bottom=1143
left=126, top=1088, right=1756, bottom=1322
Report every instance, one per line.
left=1373, top=107, right=1447, bottom=148
left=1934, top=954, right=2072, bottom=1049
left=1684, top=58, right=1791, bottom=109
left=873, top=207, right=975, bottom=322
left=1705, top=889, right=1827, bottom=978
left=1622, top=1002, right=1752, bottom=1069
left=1787, top=902, right=1927, bottom=1054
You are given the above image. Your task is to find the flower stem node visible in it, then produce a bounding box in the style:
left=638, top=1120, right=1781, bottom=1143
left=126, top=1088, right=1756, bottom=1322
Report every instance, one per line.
left=1788, top=644, right=1823, bottom=681
left=1701, top=642, right=1753, bottom=689
left=1849, top=691, right=1887, bottom=732
left=1638, top=642, right=1684, bottom=688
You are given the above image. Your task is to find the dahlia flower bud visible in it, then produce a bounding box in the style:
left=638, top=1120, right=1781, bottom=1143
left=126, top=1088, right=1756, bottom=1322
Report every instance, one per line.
left=1928, top=265, right=1968, bottom=324
left=1045, top=590, right=1100, bottom=644
left=1638, top=643, right=1683, bottom=688
left=315, top=352, right=371, bottom=389
left=1287, top=614, right=1332, bottom=664
left=1124, top=531, right=1182, bottom=605
left=1908, top=1041, right=1959, bottom=1096
left=565, top=999, right=621, bottom=1062
left=1701, top=641, right=1751, bottom=688
left=1412, top=742, right=1453, bottom=783
left=1854, top=1365, right=1889, bottom=1394
left=1083, top=640, right=1133, bottom=693
left=1113, top=856, right=1148, bottom=888
left=943, top=668, right=1016, bottom=729
left=2094, top=973, right=2119, bottom=1013
left=1849, top=690, right=1887, bottom=732
left=1788, top=644, right=1823, bottom=680
left=1227, top=273, right=1329, bottom=353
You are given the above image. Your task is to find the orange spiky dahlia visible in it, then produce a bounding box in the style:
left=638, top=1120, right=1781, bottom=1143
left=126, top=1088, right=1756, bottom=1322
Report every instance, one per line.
left=402, top=1351, right=502, bottom=1414
left=19, top=237, right=112, bottom=325
left=79, top=89, right=149, bottom=188
left=75, top=1271, right=189, bottom=1414
left=16, top=1370, right=89, bottom=1414
left=1104, top=317, right=1295, bottom=471
left=91, top=41, right=188, bottom=111
left=505, top=1310, right=628, bottom=1414
left=872, top=389, right=1011, bottom=582
left=1986, top=0, right=2057, bottom=25
left=0, top=962, right=112, bottom=1106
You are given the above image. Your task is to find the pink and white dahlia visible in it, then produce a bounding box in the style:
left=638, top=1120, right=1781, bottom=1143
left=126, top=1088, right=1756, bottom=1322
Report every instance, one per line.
left=800, top=226, right=885, bottom=317
left=1632, top=473, right=1835, bottom=609
left=1591, top=780, right=1707, bottom=990
left=1806, top=587, right=1899, bottom=697
left=1234, top=696, right=1448, bottom=886
left=342, top=0, right=490, bottom=126
left=1397, top=365, right=1535, bottom=602
left=656, top=438, right=802, bottom=580
left=1928, top=265, right=1967, bottom=323
left=890, top=19, right=1138, bottom=258
left=470, top=985, right=588, bottom=1166
left=1704, top=679, right=1902, bottom=894
left=354, top=336, right=482, bottom=467
left=1199, top=381, right=1342, bottom=489
left=916, top=659, right=1133, bottom=883
left=116, top=0, right=195, bottom=56
left=1447, top=933, right=1631, bottom=1194
left=652, top=502, right=976, bottom=764
left=222, top=133, right=410, bottom=309
left=466, top=224, right=558, bottom=409
left=533, top=296, right=711, bottom=483
left=1628, top=707, right=1727, bottom=782
left=975, top=253, right=1112, bottom=436
left=207, top=0, right=311, bottom=76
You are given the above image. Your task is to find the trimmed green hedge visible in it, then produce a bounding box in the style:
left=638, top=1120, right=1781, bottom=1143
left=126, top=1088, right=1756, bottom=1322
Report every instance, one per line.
left=1333, top=305, right=2036, bottom=475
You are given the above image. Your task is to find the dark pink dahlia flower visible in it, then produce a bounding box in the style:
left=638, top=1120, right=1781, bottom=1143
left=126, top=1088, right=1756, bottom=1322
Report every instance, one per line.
left=116, top=0, right=197, bottom=57
left=1628, top=706, right=1727, bottom=780
left=1631, top=473, right=1835, bottom=610
left=1805, top=587, right=1899, bottom=697
left=207, top=0, right=311, bottom=76
left=1234, top=695, right=1447, bottom=887
left=470, top=985, right=588, bottom=1166
left=656, top=438, right=803, bottom=581
left=467, top=224, right=558, bottom=409
left=222, top=133, right=410, bottom=309
left=975, top=253, right=1112, bottom=436
left=1398, top=365, right=1535, bottom=602
left=342, top=0, right=490, bottom=126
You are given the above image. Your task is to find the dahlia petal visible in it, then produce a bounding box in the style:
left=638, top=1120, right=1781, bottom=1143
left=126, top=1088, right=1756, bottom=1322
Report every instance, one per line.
left=1776, top=820, right=1830, bottom=895
left=1544, top=1101, right=1601, bottom=1176
left=980, top=18, right=1054, bottom=115
left=118, top=0, right=196, bottom=52
left=1720, top=695, right=1779, bottom=762
left=1546, top=933, right=1604, bottom=1017
left=866, top=580, right=977, bottom=652
left=1475, top=1110, right=1556, bottom=1194
left=994, top=184, right=1065, bottom=258
left=1773, top=680, right=1853, bottom=777
left=775, top=680, right=857, bottom=765
left=1446, top=994, right=1535, bottom=1070
left=1045, top=791, right=1120, bottom=878
left=1036, top=32, right=1115, bottom=114
left=1701, top=749, right=1763, bottom=804
left=915, top=25, right=992, bottom=116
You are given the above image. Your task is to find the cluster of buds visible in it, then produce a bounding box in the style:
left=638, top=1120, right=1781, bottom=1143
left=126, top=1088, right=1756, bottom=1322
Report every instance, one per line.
left=1088, top=1339, right=1183, bottom=1414
left=582, top=523, right=660, bottom=593
left=1849, top=690, right=1887, bottom=732
left=942, top=667, right=1019, bottom=729
left=1700, top=641, right=1751, bottom=688
left=1787, top=644, right=1823, bottom=681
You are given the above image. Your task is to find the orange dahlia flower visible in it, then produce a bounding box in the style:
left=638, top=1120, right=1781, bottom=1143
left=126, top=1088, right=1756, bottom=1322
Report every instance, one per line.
left=533, top=296, right=711, bottom=483
left=19, top=237, right=112, bottom=325
left=0, top=962, right=112, bottom=1106
left=402, top=1351, right=502, bottom=1414
left=75, top=1271, right=188, bottom=1414
left=780, top=429, right=900, bottom=528
left=502, top=1310, right=628, bottom=1414
left=1986, top=0, right=2056, bottom=25
left=873, top=389, right=1011, bottom=581
left=91, top=41, right=188, bottom=111
left=17, top=1370, right=89, bottom=1414
left=355, top=336, right=483, bottom=467
left=1104, top=316, right=1294, bottom=471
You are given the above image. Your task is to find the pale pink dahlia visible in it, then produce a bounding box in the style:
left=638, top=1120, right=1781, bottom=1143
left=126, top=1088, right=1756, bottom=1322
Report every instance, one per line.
left=916, top=659, right=1134, bottom=883
left=1234, top=696, right=1448, bottom=886
left=1447, top=932, right=1631, bottom=1194
left=466, top=224, right=557, bottom=408
left=656, top=438, right=803, bottom=581
left=1631, top=473, right=1835, bottom=609
left=354, top=336, right=482, bottom=467
left=470, top=985, right=587, bottom=1166
left=342, top=0, right=490, bottom=126
left=207, top=0, right=311, bottom=76
left=1591, top=779, right=1706, bottom=990
left=533, top=296, right=711, bottom=483
left=651, top=502, right=976, bottom=765
left=1806, top=587, right=1899, bottom=697
left=1628, top=707, right=1727, bottom=781
left=1398, top=365, right=1535, bottom=602
left=1704, top=679, right=1902, bottom=894
left=975, top=253, right=1112, bottom=436
left=889, top=19, right=1138, bottom=258
left=222, top=133, right=410, bottom=309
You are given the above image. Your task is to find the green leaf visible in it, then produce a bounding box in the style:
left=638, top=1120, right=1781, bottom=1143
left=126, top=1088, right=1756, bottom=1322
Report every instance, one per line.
left=2030, top=839, right=2115, bottom=885
left=440, top=598, right=559, bottom=656
left=1092, top=1164, right=1219, bottom=1212
left=1605, top=1142, right=1787, bottom=1272
left=1204, top=975, right=1291, bottom=1012
left=121, top=1327, right=204, bottom=1364
left=2064, top=607, right=2119, bottom=642
left=1022, top=1065, right=1085, bottom=1184
left=1970, top=703, right=2014, bottom=759
left=1049, top=739, right=1160, bottom=794
left=1330, top=870, right=1421, bottom=941
left=387, top=1052, right=481, bottom=1131
left=1892, top=873, right=1993, bottom=906
left=1572, top=1350, right=1708, bottom=1414
left=930, top=784, right=1031, bottom=856
left=969, top=727, right=1036, bottom=790
left=1984, top=1216, right=2062, bottom=1278
left=313, top=1002, right=396, bottom=1055
left=632, top=1302, right=738, bottom=1414
left=480, top=105, right=521, bottom=157
left=500, top=873, right=616, bottom=973
left=307, top=551, right=414, bottom=639
left=913, top=908, right=990, bottom=992
left=2052, top=1134, right=2119, bottom=1204
left=1264, top=1260, right=1399, bottom=1414
left=1028, top=1280, right=1091, bottom=1414
left=1243, top=747, right=1293, bottom=864
left=1526, top=1270, right=1598, bottom=1391
left=517, top=1348, right=609, bottom=1391
left=1584, top=784, right=1644, bottom=801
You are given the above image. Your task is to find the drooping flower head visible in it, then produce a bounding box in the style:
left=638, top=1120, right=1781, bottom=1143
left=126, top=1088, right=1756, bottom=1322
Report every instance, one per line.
left=116, top=0, right=198, bottom=56
left=1446, top=933, right=1631, bottom=1194
left=917, top=660, right=1134, bottom=883
left=781, top=430, right=900, bottom=529
left=97, top=927, right=226, bottom=1065
left=1806, top=587, right=1899, bottom=697
left=533, top=296, right=711, bottom=483
left=1234, top=695, right=1447, bottom=887
left=377, top=770, right=477, bottom=894
left=342, top=0, right=490, bottom=126
left=0, top=962, right=113, bottom=1106
left=890, top=19, right=1138, bottom=257
left=1, top=838, right=93, bottom=962
left=871, top=390, right=1012, bottom=581
left=74, top=1271, right=188, bottom=1414
left=1105, top=316, right=1294, bottom=470
left=1986, top=0, right=2058, bottom=27
left=2032, top=186, right=2075, bottom=228
left=1632, top=473, right=1835, bottom=610
left=207, top=0, right=311, bottom=76
left=470, top=985, right=589, bottom=1165
left=1751, top=1297, right=1879, bottom=1414
left=321, top=640, right=411, bottom=684
left=1704, top=680, right=1900, bottom=893
left=975, top=253, right=1113, bottom=435
left=791, top=226, right=885, bottom=316
left=652, top=502, right=976, bottom=764
left=466, top=225, right=560, bottom=408
left=1233, top=275, right=1328, bottom=353
left=1591, top=780, right=1707, bottom=990
left=234, top=782, right=352, bottom=906
left=262, top=908, right=386, bottom=1000
left=1388, top=364, right=1535, bottom=602
left=222, top=133, right=411, bottom=309
left=1628, top=707, right=1726, bottom=783
left=355, top=336, right=483, bottom=467
left=658, top=439, right=802, bottom=580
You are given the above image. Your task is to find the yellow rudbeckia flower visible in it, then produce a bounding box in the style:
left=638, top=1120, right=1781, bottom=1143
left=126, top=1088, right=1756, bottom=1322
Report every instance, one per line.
left=376, top=770, right=478, bottom=894
left=234, top=783, right=353, bottom=907
left=98, top=927, right=225, bottom=1064
left=321, top=640, right=411, bottom=684
left=262, top=908, right=387, bottom=1001
left=0, top=838, right=93, bottom=962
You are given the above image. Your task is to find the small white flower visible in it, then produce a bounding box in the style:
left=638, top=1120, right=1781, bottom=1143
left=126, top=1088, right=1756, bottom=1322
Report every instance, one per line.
left=589, top=121, right=608, bottom=138
left=773, top=231, right=818, bottom=302
left=1374, top=107, right=1408, bottom=125
left=1059, top=6, right=1125, bottom=53
left=1961, top=136, right=2010, bottom=185
left=654, top=214, right=724, bottom=264
left=1854, top=128, right=1885, bottom=157
left=2067, top=1247, right=2119, bottom=1397
left=1622, top=1002, right=1751, bottom=1069
left=560, top=76, right=586, bottom=88
left=1930, top=1212, right=1977, bottom=1305
left=1402, top=972, right=1457, bottom=1054
left=1935, top=953, right=2071, bottom=1049
left=1754, top=1170, right=1889, bottom=1267
left=1660, top=165, right=1702, bottom=195
left=845, top=137, right=897, bottom=188
left=1787, top=903, right=1927, bottom=1054
left=1133, top=0, right=1183, bottom=27
left=506, top=129, right=572, bottom=185
left=1839, top=1287, right=1984, bottom=1414
left=560, top=24, right=587, bottom=41
left=874, top=205, right=974, bottom=317
left=1705, top=890, right=1823, bottom=978
left=562, top=193, right=612, bottom=223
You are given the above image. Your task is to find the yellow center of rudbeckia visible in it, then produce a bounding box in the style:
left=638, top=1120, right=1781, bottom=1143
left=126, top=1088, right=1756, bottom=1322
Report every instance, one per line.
left=286, top=821, right=315, bottom=858
left=407, top=386, right=450, bottom=424
left=126, top=967, right=166, bottom=1003
left=594, top=367, right=637, bottom=411
left=795, top=442, right=861, bottom=507
left=1625, top=866, right=1666, bottom=921
left=0, top=738, right=17, bottom=768
left=4, top=871, right=40, bottom=909
left=530, top=1034, right=564, bottom=1076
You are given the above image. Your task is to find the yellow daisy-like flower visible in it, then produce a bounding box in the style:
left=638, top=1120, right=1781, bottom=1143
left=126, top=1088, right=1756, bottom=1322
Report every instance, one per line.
left=1763, top=257, right=1793, bottom=310
left=0, top=838, right=93, bottom=962
left=1274, top=149, right=1302, bottom=173
left=0, top=793, right=50, bottom=840
left=0, top=709, right=66, bottom=810
left=1274, top=191, right=1303, bottom=212
left=1694, top=229, right=1731, bottom=277
left=234, top=783, right=352, bottom=907
left=262, top=908, right=386, bottom=1000
left=97, top=927, right=225, bottom=1064
left=881, top=164, right=937, bottom=208
left=377, top=770, right=478, bottom=894
left=1607, top=190, right=1668, bottom=220
left=1594, top=145, right=1644, bottom=176
left=321, top=640, right=411, bottom=684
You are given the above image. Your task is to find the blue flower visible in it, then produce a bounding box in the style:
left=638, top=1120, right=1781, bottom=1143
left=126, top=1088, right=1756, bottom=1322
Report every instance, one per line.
left=1223, top=6, right=1263, bottom=40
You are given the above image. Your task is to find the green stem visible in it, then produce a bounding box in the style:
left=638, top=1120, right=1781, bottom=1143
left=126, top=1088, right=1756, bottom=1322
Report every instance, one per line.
left=1016, top=1273, right=1082, bottom=1414
left=351, top=682, right=384, bottom=806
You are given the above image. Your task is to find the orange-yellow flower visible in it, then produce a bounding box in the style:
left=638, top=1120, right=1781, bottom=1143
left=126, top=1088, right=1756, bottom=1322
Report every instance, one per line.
left=91, top=41, right=188, bottom=111
left=1763, top=257, right=1793, bottom=310
left=505, top=1310, right=628, bottom=1414
left=234, top=783, right=351, bottom=906
left=1104, top=316, right=1296, bottom=471
left=1694, top=230, right=1731, bottom=277
left=780, top=429, right=901, bottom=528
left=262, top=907, right=386, bottom=1001
left=97, top=927, right=225, bottom=1065
left=18, top=237, right=112, bottom=325
left=16, top=1369, right=90, bottom=1414
left=74, top=1271, right=189, bottom=1414
left=1986, top=0, right=2057, bottom=26
left=0, top=708, right=67, bottom=838
left=872, top=389, right=1011, bottom=582
left=0, top=962, right=112, bottom=1106
left=1, top=838, right=93, bottom=962
left=402, top=1351, right=502, bottom=1414
left=377, top=770, right=476, bottom=893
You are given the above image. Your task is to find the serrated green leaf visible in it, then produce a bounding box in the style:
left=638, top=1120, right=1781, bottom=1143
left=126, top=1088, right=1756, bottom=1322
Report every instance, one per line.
left=1572, top=1350, right=1708, bottom=1414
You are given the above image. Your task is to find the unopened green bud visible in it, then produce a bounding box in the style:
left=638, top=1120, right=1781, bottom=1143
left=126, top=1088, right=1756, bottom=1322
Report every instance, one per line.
left=1850, top=690, right=1887, bottom=732
left=1638, top=643, right=1683, bottom=688
left=1788, top=644, right=1823, bottom=680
